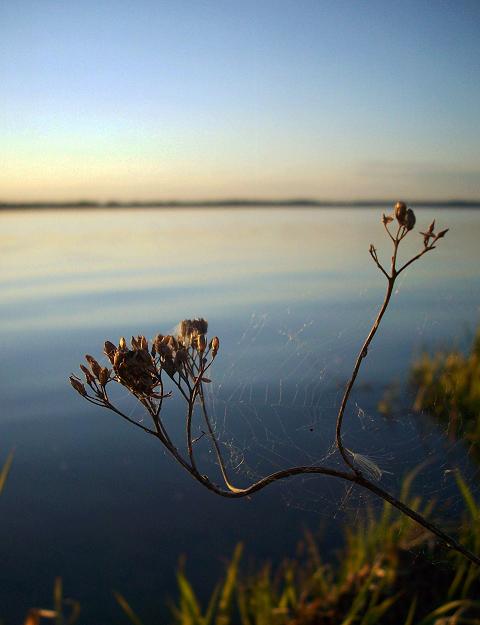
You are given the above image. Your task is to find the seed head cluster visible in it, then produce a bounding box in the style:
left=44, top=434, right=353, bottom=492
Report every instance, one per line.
left=70, top=318, right=219, bottom=409
left=380, top=201, right=448, bottom=257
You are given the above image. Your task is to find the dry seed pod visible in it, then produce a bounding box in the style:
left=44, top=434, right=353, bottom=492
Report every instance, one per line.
left=119, top=337, right=127, bottom=350
left=85, top=355, right=102, bottom=378
left=210, top=336, right=220, bottom=358
left=98, top=367, right=109, bottom=386
left=104, top=341, right=117, bottom=364
left=113, top=351, right=123, bottom=368
left=80, top=364, right=95, bottom=384
left=394, top=201, right=407, bottom=225
left=174, top=348, right=187, bottom=371
left=193, top=318, right=208, bottom=335
left=167, top=335, right=178, bottom=350
left=405, top=208, right=416, bottom=231
left=178, top=320, right=192, bottom=339
left=70, top=376, right=87, bottom=396
left=153, top=335, right=163, bottom=354
left=196, top=334, right=207, bottom=353
left=155, top=336, right=171, bottom=357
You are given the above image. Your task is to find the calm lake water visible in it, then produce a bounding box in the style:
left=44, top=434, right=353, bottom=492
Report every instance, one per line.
left=1, top=207, right=479, bottom=622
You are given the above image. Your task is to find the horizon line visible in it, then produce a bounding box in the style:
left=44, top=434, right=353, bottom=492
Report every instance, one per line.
left=1, top=197, right=480, bottom=209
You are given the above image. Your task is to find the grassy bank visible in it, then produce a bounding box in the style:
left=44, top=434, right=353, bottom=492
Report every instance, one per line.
left=114, top=472, right=480, bottom=625
left=411, top=328, right=480, bottom=461
left=2, top=457, right=479, bottom=624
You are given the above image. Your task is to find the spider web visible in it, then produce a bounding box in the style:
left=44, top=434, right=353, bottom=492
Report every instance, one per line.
left=185, top=305, right=480, bottom=527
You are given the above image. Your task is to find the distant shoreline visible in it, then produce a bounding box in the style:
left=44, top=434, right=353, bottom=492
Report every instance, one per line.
left=1, top=199, right=480, bottom=210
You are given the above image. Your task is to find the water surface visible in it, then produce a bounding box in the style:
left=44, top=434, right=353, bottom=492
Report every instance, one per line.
left=1, top=207, right=479, bottom=622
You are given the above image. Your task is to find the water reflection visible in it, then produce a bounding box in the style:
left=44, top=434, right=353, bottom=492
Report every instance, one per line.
left=0, top=207, right=479, bottom=621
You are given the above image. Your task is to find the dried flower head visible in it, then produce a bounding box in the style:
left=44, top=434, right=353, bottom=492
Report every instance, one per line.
left=112, top=343, right=158, bottom=395
left=178, top=318, right=208, bottom=343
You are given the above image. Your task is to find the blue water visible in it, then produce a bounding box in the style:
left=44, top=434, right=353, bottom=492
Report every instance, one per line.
left=0, top=207, right=479, bottom=622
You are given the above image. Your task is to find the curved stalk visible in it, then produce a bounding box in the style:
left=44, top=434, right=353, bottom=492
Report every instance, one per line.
left=73, top=209, right=480, bottom=565
left=335, top=277, right=394, bottom=472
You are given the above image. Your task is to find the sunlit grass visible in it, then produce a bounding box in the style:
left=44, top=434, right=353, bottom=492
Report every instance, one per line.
left=411, top=327, right=480, bottom=460
left=115, top=471, right=480, bottom=625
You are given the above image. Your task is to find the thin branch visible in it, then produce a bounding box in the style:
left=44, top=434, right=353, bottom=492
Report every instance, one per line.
left=397, top=245, right=434, bottom=275
left=198, top=385, right=244, bottom=493
left=369, top=246, right=390, bottom=279
left=383, top=221, right=395, bottom=242
left=185, top=358, right=214, bottom=471
left=103, top=403, right=159, bottom=437
left=186, top=399, right=198, bottom=471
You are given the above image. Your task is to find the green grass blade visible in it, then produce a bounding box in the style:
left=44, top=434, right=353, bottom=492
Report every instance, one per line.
left=448, top=564, right=467, bottom=599
left=340, top=567, right=377, bottom=625
left=278, top=566, right=296, bottom=610
left=204, top=584, right=221, bottom=625
left=360, top=592, right=401, bottom=625
left=403, top=595, right=417, bottom=625
left=417, top=600, right=480, bottom=625
left=236, top=584, right=252, bottom=625
left=114, top=592, right=145, bottom=625
left=215, top=543, right=243, bottom=625
left=177, top=570, right=203, bottom=624
left=455, top=472, right=479, bottom=520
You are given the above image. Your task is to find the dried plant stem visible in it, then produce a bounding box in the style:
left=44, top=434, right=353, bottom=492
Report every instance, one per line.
left=335, top=277, right=394, bottom=473
left=189, top=399, right=480, bottom=566
left=168, top=415, right=480, bottom=565
left=73, top=207, right=476, bottom=564
left=186, top=226, right=480, bottom=566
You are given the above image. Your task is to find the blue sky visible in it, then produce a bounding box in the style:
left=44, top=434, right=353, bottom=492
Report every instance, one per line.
left=1, top=0, right=479, bottom=200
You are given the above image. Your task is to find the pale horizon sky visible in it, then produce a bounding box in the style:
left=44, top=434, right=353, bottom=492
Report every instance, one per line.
left=1, top=0, right=480, bottom=201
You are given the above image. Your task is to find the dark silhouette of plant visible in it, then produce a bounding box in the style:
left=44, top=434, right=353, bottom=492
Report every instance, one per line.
left=70, top=202, right=480, bottom=566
